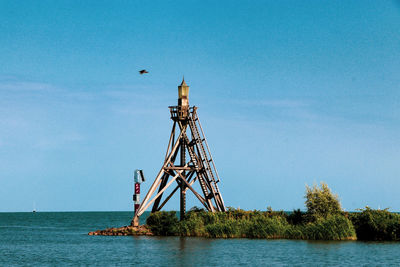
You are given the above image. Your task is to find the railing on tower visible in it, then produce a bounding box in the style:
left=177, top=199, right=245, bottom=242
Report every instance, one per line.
left=169, top=106, right=189, bottom=120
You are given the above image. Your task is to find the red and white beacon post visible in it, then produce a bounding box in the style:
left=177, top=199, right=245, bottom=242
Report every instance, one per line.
left=133, top=170, right=145, bottom=214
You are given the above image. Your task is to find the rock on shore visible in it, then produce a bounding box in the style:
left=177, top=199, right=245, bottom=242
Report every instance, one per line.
left=88, top=225, right=153, bottom=236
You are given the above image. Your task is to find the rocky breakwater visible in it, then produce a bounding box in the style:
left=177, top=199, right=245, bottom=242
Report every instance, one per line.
left=88, top=225, right=153, bottom=236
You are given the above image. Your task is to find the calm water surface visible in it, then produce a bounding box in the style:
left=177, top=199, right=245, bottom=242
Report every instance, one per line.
left=0, top=212, right=399, bottom=266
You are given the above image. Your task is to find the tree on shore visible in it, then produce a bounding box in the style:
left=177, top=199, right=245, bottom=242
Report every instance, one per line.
left=305, top=182, right=342, bottom=220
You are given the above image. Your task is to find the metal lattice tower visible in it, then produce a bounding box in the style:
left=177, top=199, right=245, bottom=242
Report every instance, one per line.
left=131, top=78, right=226, bottom=226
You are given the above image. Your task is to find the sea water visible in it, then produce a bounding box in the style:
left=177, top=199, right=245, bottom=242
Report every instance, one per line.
left=1, top=212, right=399, bottom=266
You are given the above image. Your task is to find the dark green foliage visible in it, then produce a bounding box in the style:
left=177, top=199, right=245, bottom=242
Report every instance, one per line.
left=287, top=209, right=307, bottom=225
left=349, top=207, right=400, bottom=241
left=146, top=211, right=179, bottom=236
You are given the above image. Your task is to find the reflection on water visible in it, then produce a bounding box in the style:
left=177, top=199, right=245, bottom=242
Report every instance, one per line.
left=1, top=212, right=400, bottom=266
left=179, top=236, right=186, bottom=251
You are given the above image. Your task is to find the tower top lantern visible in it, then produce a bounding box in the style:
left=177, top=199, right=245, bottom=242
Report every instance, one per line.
left=178, top=77, right=189, bottom=107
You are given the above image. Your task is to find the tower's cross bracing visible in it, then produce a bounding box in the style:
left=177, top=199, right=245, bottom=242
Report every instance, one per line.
left=131, top=78, right=226, bottom=226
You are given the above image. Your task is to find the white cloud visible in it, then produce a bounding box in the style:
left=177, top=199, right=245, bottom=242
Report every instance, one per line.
left=33, top=132, right=85, bottom=150
left=0, top=80, right=61, bottom=93
left=231, top=98, right=309, bottom=109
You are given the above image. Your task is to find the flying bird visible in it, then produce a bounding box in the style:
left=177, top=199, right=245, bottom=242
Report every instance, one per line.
left=139, top=69, right=149, bottom=75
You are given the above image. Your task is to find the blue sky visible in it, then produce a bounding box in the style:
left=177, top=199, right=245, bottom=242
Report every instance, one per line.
left=0, top=0, right=399, bottom=212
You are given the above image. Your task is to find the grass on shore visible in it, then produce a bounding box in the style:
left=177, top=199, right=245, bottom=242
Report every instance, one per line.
left=147, top=207, right=400, bottom=241
left=146, top=209, right=357, bottom=240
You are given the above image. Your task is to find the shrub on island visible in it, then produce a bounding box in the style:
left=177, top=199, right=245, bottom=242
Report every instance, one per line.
left=349, top=207, right=400, bottom=241
left=305, top=182, right=342, bottom=221
left=146, top=211, right=179, bottom=236
left=290, top=215, right=356, bottom=240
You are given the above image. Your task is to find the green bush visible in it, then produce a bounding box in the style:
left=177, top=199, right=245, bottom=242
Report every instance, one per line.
left=146, top=211, right=179, bottom=236
left=245, top=216, right=288, bottom=239
left=349, top=207, right=400, bottom=241
left=177, top=211, right=206, bottom=236
left=299, top=215, right=356, bottom=240
left=205, top=220, right=241, bottom=238
left=287, top=209, right=307, bottom=225
left=305, top=182, right=342, bottom=221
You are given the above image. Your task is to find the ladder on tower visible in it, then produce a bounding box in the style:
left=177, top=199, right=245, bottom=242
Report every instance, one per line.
left=188, top=109, right=226, bottom=211
left=181, top=133, right=211, bottom=209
